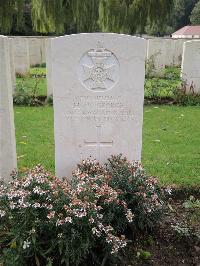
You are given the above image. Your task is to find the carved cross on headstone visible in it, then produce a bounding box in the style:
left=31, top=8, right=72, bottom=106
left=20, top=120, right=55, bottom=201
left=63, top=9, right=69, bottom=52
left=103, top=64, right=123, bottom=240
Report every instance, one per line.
left=84, top=125, right=113, bottom=161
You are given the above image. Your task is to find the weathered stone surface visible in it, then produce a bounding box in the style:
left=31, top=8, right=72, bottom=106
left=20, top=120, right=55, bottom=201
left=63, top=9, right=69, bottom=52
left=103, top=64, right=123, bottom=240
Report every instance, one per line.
left=28, top=38, right=42, bottom=66
left=40, top=38, right=46, bottom=64
left=181, top=40, right=200, bottom=94
left=52, top=33, right=146, bottom=178
left=147, top=38, right=166, bottom=76
left=0, top=36, right=17, bottom=181
left=8, top=39, right=16, bottom=93
left=164, top=39, right=176, bottom=67
left=46, top=38, right=53, bottom=96
left=12, top=37, right=30, bottom=75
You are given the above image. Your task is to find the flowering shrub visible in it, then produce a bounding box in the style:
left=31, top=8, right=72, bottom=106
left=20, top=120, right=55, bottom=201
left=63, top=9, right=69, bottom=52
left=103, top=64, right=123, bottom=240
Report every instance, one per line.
left=106, top=155, right=164, bottom=232
left=75, top=155, right=164, bottom=234
left=0, top=156, right=164, bottom=265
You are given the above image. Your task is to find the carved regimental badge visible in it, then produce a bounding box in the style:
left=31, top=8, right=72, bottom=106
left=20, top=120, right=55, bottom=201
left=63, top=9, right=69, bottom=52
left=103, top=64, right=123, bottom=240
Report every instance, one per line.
left=78, top=42, right=120, bottom=91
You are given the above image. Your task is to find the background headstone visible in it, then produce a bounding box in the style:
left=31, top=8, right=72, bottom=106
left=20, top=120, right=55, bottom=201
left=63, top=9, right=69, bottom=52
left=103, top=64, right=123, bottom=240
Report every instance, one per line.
left=40, top=38, right=46, bottom=64
left=173, top=39, right=185, bottom=66
left=46, top=38, right=53, bottom=96
left=52, top=33, right=146, bottom=178
left=181, top=40, right=200, bottom=94
left=8, top=39, right=16, bottom=93
left=12, top=37, right=30, bottom=75
left=164, top=39, right=176, bottom=67
left=147, top=38, right=166, bottom=76
left=0, top=36, right=17, bottom=181
left=28, top=38, right=42, bottom=66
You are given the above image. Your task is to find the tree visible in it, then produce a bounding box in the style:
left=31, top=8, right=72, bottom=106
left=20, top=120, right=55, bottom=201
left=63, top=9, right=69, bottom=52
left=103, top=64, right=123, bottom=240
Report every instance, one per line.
left=190, top=0, right=200, bottom=25
left=0, top=0, right=24, bottom=34
left=99, top=0, right=174, bottom=34
left=0, top=0, right=174, bottom=35
left=145, top=0, right=198, bottom=36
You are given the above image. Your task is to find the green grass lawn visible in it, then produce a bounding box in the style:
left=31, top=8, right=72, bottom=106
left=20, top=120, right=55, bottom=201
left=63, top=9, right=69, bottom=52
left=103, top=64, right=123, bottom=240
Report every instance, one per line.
left=16, top=67, right=47, bottom=97
left=14, top=105, right=200, bottom=186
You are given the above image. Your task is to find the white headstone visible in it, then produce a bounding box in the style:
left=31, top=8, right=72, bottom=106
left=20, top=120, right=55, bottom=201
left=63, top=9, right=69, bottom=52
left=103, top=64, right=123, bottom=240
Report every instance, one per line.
left=147, top=38, right=166, bottom=76
left=173, top=39, right=184, bottom=66
left=164, top=39, right=176, bottom=67
left=28, top=38, right=42, bottom=66
left=0, top=36, right=17, bottom=181
left=13, top=37, right=30, bottom=75
left=8, top=39, right=16, bottom=93
left=181, top=40, right=200, bottom=94
left=52, top=33, right=146, bottom=178
left=40, top=38, right=46, bottom=64
left=46, top=39, right=53, bottom=96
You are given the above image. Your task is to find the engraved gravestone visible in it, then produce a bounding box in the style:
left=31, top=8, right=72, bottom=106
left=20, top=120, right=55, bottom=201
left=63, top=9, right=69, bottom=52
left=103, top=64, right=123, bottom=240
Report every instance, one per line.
left=181, top=40, right=200, bottom=94
left=52, top=33, right=146, bottom=178
left=0, top=36, right=17, bottom=181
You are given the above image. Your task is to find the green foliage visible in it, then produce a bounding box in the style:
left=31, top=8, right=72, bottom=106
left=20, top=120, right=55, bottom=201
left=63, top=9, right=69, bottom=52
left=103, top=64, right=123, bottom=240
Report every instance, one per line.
left=190, top=0, right=200, bottom=24
left=174, top=81, right=200, bottom=106
left=0, top=0, right=24, bottom=34
left=106, top=155, right=164, bottom=232
left=145, top=67, right=181, bottom=100
left=145, top=67, right=200, bottom=106
left=47, top=95, right=53, bottom=105
left=99, top=0, right=174, bottom=34
left=72, top=0, right=100, bottom=32
left=145, top=0, right=198, bottom=36
left=171, top=223, right=191, bottom=237
left=137, top=249, right=152, bottom=260
left=16, top=67, right=47, bottom=98
left=1, top=0, right=174, bottom=34
left=14, top=78, right=43, bottom=106
left=169, top=0, right=198, bottom=31
left=0, top=158, right=163, bottom=265
left=31, top=0, right=73, bottom=34
left=183, top=196, right=200, bottom=209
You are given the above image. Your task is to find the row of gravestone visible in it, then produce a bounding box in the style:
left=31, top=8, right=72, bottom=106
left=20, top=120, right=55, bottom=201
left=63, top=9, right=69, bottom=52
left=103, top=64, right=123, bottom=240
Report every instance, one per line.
left=46, top=37, right=200, bottom=95
left=146, top=38, right=189, bottom=75
left=8, top=36, right=200, bottom=95
left=1, top=34, right=200, bottom=183
left=147, top=38, right=200, bottom=93
left=7, top=37, right=47, bottom=95
left=10, top=37, right=46, bottom=72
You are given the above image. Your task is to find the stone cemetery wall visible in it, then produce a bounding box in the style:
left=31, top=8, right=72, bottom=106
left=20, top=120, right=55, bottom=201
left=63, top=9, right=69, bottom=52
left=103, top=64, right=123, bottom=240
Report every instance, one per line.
left=52, top=33, right=147, bottom=178
left=181, top=40, right=200, bottom=94
left=0, top=36, right=17, bottom=181
left=12, top=37, right=30, bottom=75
